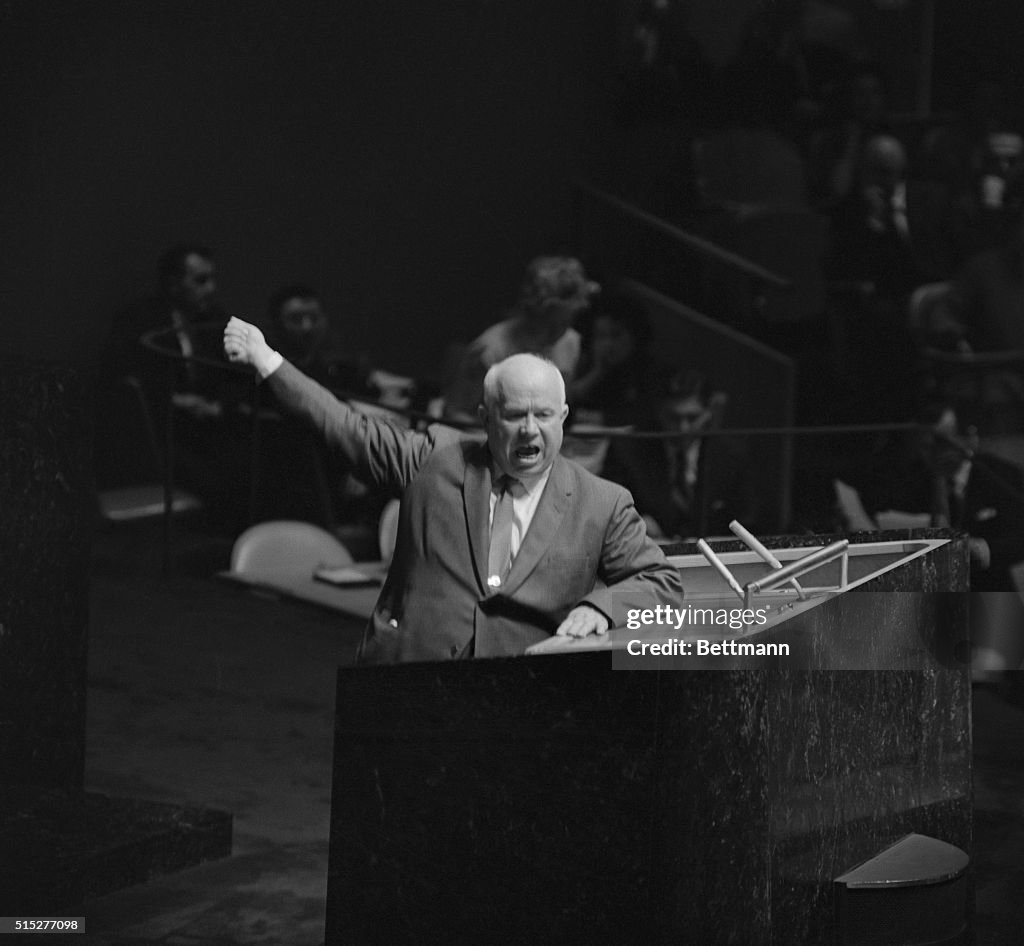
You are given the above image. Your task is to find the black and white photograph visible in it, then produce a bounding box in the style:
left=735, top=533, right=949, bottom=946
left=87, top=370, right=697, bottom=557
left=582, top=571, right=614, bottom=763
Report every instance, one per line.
left=2, top=1, right=1023, bottom=942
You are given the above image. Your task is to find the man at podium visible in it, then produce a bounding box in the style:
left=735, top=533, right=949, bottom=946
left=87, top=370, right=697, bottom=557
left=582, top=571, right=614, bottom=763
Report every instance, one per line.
left=224, top=317, right=682, bottom=663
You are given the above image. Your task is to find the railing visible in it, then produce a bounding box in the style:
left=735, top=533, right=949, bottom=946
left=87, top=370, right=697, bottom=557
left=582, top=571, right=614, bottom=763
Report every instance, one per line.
left=571, top=179, right=792, bottom=291
left=140, top=322, right=1024, bottom=576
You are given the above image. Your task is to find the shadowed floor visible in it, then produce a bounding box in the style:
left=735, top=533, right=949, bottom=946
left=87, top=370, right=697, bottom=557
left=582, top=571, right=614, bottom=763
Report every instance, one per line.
left=45, top=519, right=1024, bottom=944
left=65, top=519, right=364, bottom=945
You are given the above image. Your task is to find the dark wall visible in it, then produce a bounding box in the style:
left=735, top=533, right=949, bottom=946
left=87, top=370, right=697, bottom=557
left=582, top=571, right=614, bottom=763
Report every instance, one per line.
left=933, top=0, right=1024, bottom=112
left=0, top=363, right=93, bottom=790
left=0, top=1, right=617, bottom=377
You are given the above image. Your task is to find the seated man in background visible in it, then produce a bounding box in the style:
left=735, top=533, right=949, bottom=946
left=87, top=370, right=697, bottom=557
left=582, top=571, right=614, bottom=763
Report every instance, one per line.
left=602, top=369, right=753, bottom=540
left=840, top=404, right=1024, bottom=675
left=268, top=284, right=368, bottom=393
left=98, top=243, right=247, bottom=527
left=941, top=181, right=1024, bottom=352
left=442, top=255, right=600, bottom=422
left=268, top=282, right=418, bottom=407
left=944, top=124, right=1024, bottom=266
left=224, top=316, right=682, bottom=664
left=102, top=242, right=229, bottom=420
left=255, top=284, right=393, bottom=537
left=926, top=184, right=1024, bottom=434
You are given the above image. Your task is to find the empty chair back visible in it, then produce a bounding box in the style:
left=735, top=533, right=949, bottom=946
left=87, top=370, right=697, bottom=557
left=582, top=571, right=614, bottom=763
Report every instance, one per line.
left=230, top=520, right=353, bottom=583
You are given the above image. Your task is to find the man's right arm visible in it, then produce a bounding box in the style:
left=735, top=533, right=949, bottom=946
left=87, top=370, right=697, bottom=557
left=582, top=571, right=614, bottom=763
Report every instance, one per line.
left=224, top=316, right=445, bottom=490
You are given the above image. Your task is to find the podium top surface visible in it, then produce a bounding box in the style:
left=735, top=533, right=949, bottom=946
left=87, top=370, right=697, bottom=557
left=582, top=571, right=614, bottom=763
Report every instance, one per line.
left=528, top=536, right=953, bottom=655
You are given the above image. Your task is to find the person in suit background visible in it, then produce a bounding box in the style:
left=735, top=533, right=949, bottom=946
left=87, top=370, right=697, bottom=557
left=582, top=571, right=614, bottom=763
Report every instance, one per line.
left=266, top=283, right=375, bottom=395
left=224, top=315, right=683, bottom=664
left=265, top=282, right=418, bottom=407
left=254, top=284, right=396, bottom=535
left=601, top=369, right=755, bottom=540
left=97, top=243, right=248, bottom=528
left=848, top=403, right=1024, bottom=674
left=102, top=242, right=229, bottom=420
left=825, top=133, right=954, bottom=420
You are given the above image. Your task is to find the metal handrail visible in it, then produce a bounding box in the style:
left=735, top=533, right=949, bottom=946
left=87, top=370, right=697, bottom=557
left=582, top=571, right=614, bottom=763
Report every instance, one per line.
left=572, top=180, right=793, bottom=291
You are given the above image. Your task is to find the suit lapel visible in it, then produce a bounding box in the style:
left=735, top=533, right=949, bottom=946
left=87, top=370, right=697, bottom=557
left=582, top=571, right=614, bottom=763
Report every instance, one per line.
left=501, top=456, right=572, bottom=596
left=463, top=445, right=493, bottom=593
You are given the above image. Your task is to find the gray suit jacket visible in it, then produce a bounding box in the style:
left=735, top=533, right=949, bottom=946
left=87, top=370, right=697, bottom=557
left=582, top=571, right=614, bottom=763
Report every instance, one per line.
left=268, top=361, right=683, bottom=663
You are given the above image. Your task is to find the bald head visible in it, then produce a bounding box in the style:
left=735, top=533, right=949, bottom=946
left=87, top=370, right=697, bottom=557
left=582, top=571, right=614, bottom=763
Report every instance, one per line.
left=480, top=354, right=569, bottom=478
left=860, top=133, right=906, bottom=192
left=863, top=134, right=906, bottom=173
left=482, top=354, right=565, bottom=411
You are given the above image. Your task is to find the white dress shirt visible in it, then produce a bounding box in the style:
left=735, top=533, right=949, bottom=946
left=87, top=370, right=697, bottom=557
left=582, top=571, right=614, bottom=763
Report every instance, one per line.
left=488, top=465, right=553, bottom=562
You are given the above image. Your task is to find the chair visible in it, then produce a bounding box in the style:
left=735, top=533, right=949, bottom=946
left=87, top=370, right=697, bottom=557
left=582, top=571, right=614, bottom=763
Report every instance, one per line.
left=96, top=375, right=203, bottom=522
left=229, top=520, right=353, bottom=586
left=377, top=499, right=400, bottom=563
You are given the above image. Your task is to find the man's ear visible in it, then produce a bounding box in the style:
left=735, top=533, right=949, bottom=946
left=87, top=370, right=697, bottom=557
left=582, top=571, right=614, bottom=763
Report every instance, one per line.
left=560, top=403, right=569, bottom=423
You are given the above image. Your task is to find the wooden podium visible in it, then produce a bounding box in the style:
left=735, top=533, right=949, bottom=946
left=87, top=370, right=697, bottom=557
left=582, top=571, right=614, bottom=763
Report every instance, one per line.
left=324, top=530, right=971, bottom=944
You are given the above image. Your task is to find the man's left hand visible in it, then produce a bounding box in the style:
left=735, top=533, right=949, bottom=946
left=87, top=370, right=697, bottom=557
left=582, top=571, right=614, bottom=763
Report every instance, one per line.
left=555, top=605, right=609, bottom=638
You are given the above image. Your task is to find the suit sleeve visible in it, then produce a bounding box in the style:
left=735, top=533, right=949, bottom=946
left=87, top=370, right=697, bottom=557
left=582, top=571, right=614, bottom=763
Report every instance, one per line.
left=582, top=489, right=684, bottom=623
left=266, top=360, right=455, bottom=491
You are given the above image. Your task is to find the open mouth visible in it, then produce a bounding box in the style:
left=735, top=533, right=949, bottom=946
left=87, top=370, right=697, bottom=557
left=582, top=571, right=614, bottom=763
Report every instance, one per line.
left=515, top=445, right=541, bottom=462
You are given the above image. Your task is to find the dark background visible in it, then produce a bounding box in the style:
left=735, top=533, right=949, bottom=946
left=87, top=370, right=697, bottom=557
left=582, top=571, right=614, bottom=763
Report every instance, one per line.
left=1, top=0, right=1022, bottom=376
left=0, top=0, right=616, bottom=375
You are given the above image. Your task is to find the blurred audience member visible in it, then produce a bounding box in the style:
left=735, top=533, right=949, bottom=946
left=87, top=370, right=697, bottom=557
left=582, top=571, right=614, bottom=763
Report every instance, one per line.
left=443, top=256, right=600, bottom=421
left=617, top=0, right=711, bottom=126
left=98, top=242, right=246, bottom=527
left=848, top=405, right=1024, bottom=582
left=102, top=242, right=228, bottom=418
left=926, top=188, right=1024, bottom=433
left=941, top=186, right=1024, bottom=355
left=255, top=284, right=409, bottom=534
left=806, top=61, right=891, bottom=208
left=829, top=133, right=951, bottom=295
left=728, top=0, right=862, bottom=140
left=569, top=295, right=655, bottom=428
left=267, top=283, right=417, bottom=407
left=827, top=133, right=912, bottom=290
left=919, top=80, right=1016, bottom=194
left=825, top=133, right=954, bottom=419
left=946, top=124, right=1024, bottom=265
left=266, top=284, right=372, bottom=394
left=559, top=294, right=655, bottom=476
left=268, top=284, right=331, bottom=372
left=602, top=369, right=753, bottom=540
left=843, top=404, right=1024, bottom=674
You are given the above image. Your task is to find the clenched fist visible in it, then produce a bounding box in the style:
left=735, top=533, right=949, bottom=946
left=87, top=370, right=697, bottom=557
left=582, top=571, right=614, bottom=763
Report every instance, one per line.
left=223, top=317, right=280, bottom=378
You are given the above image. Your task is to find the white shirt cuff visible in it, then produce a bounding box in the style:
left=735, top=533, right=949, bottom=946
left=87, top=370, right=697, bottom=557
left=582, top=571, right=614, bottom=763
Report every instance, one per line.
left=256, top=350, right=284, bottom=379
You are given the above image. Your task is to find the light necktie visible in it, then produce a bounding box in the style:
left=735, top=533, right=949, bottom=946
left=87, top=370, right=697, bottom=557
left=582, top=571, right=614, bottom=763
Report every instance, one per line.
left=487, top=476, right=518, bottom=590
